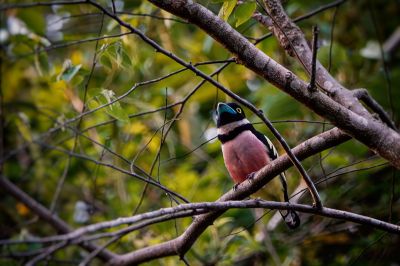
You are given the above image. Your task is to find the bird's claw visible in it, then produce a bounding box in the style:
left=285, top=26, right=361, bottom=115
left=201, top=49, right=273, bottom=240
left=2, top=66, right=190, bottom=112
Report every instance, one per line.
left=312, top=201, right=323, bottom=209
left=233, top=183, right=240, bottom=191
left=247, top=172, right=256, bottom=183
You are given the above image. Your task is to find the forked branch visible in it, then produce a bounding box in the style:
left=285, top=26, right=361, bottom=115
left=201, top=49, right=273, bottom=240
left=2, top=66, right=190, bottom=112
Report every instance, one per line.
left=108, top=127, right=350, bottom=265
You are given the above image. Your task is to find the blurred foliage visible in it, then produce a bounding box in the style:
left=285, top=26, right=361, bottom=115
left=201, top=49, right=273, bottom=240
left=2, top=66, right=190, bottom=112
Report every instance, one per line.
left=0, top=0, right=399, bottom=265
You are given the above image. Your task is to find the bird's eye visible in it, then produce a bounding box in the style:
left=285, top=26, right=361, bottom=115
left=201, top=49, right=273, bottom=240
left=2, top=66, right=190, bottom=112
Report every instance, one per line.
left=236, top=108, right=242, bottom=113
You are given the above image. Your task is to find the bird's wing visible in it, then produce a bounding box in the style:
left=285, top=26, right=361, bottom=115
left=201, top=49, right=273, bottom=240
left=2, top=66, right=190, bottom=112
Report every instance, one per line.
left=252, top=129, right=289, bottom=197
left=251, top=129, right=279, bottom=160
left=252, top=128, right=300, bottom=229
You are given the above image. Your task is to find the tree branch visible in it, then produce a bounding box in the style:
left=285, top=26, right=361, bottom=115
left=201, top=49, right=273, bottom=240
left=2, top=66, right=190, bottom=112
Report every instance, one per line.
left=0, top=177, right=117, bottom=262
left=308, top=25, right=319, bottom=91
left=353, top=88, right=397, bottom=130
left=148, top=0, right=400, bottom=169
left=25, top=241, right=68, bottom=266
left=105, top=127, right=350, bottom=265
left=261, top=0, right=372, bottom=119
left=253, top=0, right=346, bottom=43
left=87, top=0, right=322, bottom=210
left=34, top=142, right=189, bottom=204
left=0, top=0, right=87, bottom=11
left=5, top=198, right=399, bottom=245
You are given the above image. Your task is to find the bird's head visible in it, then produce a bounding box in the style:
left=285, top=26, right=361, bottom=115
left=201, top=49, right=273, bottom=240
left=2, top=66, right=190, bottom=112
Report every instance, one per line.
left=216, top=102, right=246, bottom=127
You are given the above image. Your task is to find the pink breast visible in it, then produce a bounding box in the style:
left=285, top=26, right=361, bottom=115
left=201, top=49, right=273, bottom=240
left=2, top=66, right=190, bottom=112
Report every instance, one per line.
left=221, top=131, right=270, bottom=184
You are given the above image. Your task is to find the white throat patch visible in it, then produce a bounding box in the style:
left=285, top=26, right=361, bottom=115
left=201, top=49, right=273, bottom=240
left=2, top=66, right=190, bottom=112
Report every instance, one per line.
left=217, top=119, right=250, bottom=135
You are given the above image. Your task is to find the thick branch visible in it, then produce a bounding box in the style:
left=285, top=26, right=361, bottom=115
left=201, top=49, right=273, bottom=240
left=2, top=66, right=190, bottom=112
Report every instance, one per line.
left=6, top=199, right=399, bottom=244
left=148, top=0, right=400, bottom=168
left=261, top=0, right=375, bottom=121
left=108, top=128, right=350, bottom=265
left=0, top=177, right=117, bottom=262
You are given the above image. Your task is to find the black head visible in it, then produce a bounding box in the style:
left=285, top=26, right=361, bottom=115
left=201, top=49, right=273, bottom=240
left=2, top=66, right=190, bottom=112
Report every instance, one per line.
left=216, top=102, right=246, bottom=127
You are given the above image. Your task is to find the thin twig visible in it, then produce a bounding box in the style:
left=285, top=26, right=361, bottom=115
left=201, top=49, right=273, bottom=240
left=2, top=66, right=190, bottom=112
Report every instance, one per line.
left=87, top=0, right=322, bottom=209
left=0, top=0, right=87, bottom=11
left=328, top=6, right=339, bottom=72
left=353, top=88, right=396, bottom=130
left=111, top=0, right=116, bottom=13
left=49, top=13, right=105, bottom=213
left=0, top=40, right=4, bottom=174
left=0, top=177, right=117, bottom=261
left=308, top=25, right=319, bottom=91
left=253, top=0, right=346, bottom=43
left=1, top=57, right=234, bottom=166
left=25, top=241, right=68, bottom=266
left=10, top=32, right=133, bottom=60
left=367, top=0, right=394, bottom=121
left=35, top=142, right=189, bottom=203
left=78, top=236, right=120, bottom=266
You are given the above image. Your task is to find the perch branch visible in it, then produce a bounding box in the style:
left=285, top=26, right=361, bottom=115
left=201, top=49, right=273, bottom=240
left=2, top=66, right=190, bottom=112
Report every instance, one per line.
left=107, top=127, right=350, bottom=265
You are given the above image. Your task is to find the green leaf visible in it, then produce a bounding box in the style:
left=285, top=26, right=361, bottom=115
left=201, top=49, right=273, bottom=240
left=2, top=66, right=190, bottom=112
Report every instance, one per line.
left=120, top=50, right=132, bottom=70
left=235, top=2, right=256, bottom=27
left=218, top=0, right=237, bottom=21
left=96, top=89, right=129, bottom=123
left=57, top=60, right=81, bottom=82
left=100, top=54, right=113, bottom=69
left=107, top=44, right=119, bottom=59
left=99, top=42, right=132, bottom=70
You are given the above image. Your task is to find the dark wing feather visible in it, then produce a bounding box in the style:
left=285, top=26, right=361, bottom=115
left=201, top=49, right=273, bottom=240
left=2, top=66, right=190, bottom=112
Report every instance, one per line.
left=251, top=129, right=279, bottom=160
left=251, top=129, right=287, bottom=187
left=251, top=128, right=300, bottom=229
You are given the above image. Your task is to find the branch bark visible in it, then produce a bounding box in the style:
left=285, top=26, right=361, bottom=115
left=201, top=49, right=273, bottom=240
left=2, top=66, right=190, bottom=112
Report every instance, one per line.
left=353, top=88, right=397, bottom=130
left=108, top=127, right=350, bottom=265
left=259, top=0, right=371, bottom=119
left=148, top=0, right=400, bottom=169
left=7, top=199, right=399, bottom=245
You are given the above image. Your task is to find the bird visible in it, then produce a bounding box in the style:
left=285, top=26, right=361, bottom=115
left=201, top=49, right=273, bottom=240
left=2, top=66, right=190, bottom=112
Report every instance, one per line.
left=216, top=102, right=300, bottom=229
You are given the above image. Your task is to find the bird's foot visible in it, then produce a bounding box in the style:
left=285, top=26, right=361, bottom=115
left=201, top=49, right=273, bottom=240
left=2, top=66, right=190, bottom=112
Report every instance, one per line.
left=246, top=172, right=256, bottom=183
left=233, top=183, right=240, bottom=191
left=312, top=201, right=323, bottom=209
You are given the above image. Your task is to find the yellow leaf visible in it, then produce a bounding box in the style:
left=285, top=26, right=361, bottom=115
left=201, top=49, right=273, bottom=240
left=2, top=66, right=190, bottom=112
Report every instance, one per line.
left=52, top=80, right=67, bottom=91
left=124, top=122, right=148, bottom=135
left=71, top=50, right=83, bottom=65
left=16, top=202, right=30, bottom=216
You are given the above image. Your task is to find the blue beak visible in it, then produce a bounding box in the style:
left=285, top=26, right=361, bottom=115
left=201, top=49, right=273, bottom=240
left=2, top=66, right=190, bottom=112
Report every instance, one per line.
left=217, top=102, right=236, bottom=115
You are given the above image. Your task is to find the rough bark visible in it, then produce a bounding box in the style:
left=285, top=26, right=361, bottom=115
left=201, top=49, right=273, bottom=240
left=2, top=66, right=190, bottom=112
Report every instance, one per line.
left=148, top=0, right=400, bottom=168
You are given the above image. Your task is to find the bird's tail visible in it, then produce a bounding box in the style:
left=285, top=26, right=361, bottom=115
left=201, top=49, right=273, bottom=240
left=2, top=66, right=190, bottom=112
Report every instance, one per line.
left=279, top=209, right=300, bottom=229
left=279, top=173, right=300, bottom=229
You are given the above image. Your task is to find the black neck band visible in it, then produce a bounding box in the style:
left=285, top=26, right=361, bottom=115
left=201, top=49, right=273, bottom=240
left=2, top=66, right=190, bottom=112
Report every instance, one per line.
left=218, top=123, right=254, bottom=143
